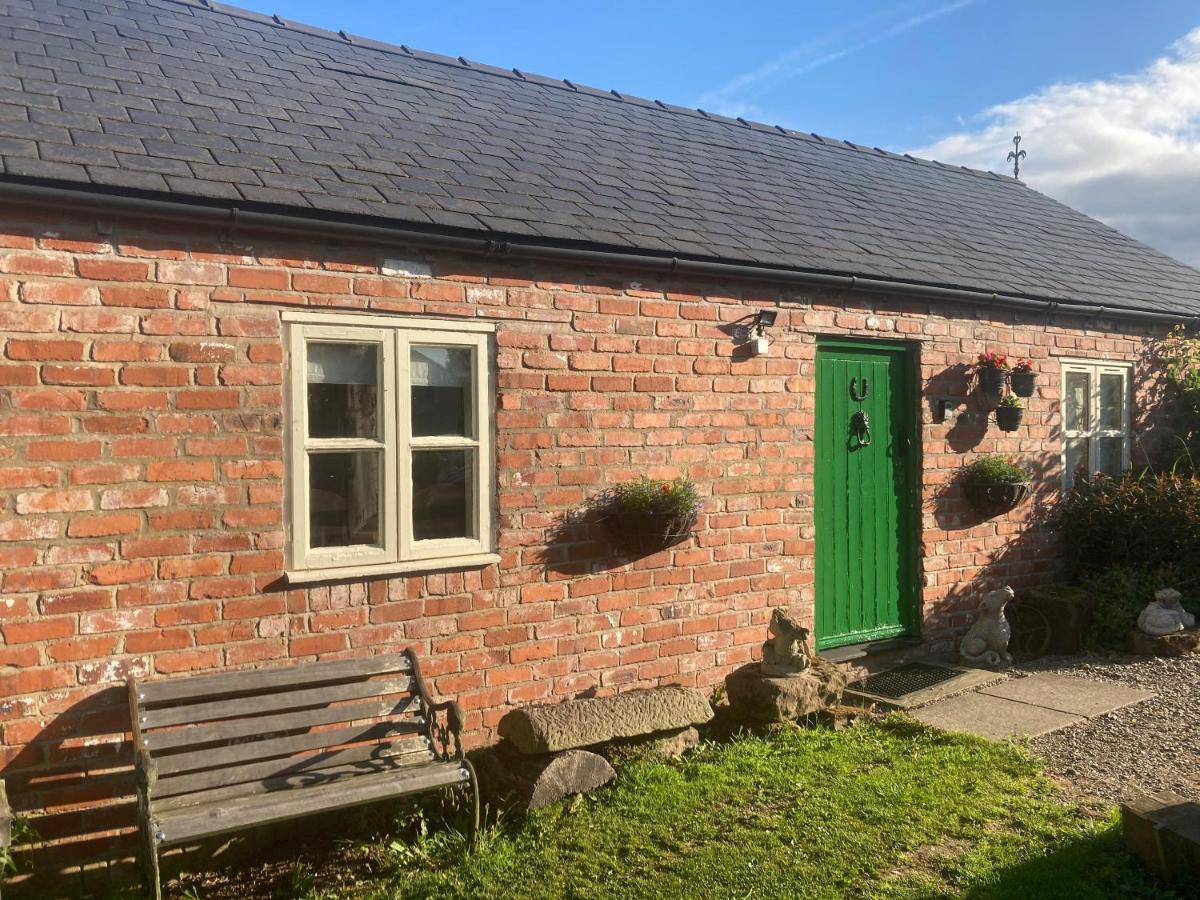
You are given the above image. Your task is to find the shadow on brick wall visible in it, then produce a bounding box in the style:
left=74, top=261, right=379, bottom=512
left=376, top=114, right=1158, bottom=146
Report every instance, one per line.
left=1, top=686, right=140, bottom=897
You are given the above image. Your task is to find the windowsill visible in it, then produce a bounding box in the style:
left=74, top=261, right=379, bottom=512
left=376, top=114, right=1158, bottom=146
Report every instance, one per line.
left=285, top=552, right=501, bottom=584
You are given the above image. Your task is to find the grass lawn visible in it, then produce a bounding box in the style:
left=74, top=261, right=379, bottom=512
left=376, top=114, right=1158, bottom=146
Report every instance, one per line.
left=227, top=715, right=1173, bottom=900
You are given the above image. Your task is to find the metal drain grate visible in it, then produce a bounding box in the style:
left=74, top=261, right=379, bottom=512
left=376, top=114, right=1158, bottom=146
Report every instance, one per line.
left=847, top=662, right=962, bottom=699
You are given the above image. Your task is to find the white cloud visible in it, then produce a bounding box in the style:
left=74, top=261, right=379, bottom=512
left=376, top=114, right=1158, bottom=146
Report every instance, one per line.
left=914, top=28, right=1200, bottom=267
left=698, top=0, right=979, bottom=117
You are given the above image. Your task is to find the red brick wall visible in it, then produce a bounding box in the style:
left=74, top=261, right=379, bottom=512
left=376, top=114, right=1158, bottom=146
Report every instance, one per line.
left=0, top=205, right=1170, bottom=892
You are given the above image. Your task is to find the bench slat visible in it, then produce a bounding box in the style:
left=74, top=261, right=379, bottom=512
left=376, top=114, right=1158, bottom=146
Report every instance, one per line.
left=150, top=736, right=434, bottom=800
left=152, top=747, right=440, bottom=813
left=156, top=720, right=423, bottom=777
left=155, top=761, right=468, bottom=845
left=140, top=676, right=415, bottom=730
left=136, top=655, right=411, bottom=706
left=144, top=696, right=421, bottom=753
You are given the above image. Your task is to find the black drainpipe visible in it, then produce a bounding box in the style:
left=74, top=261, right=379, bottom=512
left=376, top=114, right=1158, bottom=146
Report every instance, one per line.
left=1, top=180, right=1194, bottom=328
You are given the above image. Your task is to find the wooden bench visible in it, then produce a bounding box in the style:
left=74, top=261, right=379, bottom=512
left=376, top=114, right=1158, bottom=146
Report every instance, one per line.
left=128, top=650, right=478, bottom=899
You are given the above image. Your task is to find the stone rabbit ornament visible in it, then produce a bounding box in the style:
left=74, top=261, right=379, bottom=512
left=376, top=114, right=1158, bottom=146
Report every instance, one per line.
left=760, top=608, right=814, bottom=676
left=1137, top=588, right=1195, bottom=636
left=959, top=586, right=1014, bottom=668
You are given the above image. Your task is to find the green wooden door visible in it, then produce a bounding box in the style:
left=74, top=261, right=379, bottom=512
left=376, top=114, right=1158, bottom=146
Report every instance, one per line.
left=814, top=340, right=918, bottom=650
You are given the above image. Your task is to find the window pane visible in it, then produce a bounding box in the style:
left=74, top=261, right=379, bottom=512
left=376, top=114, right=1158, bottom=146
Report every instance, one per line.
left=411, top=346, right=472, bottom=437
left=1097, top=435, right=1124, bottom=476
left=412, top=449, right=473, bottom=541
left=1099, top=373, right=1124, bottom=431
left=1064, top=371, right=1090, bottom=432
left=1065, top=437, right=1090, bottom=487
left=307, top=343, right=378, bottom=439
left=309, top=451, right=381, bottom=548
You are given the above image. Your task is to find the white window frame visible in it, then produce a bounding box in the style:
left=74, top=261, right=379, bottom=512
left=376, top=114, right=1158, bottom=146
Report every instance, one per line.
left=284, top=311, right=497, bottom=582
left=1060, top=358, right=1133, bottom=490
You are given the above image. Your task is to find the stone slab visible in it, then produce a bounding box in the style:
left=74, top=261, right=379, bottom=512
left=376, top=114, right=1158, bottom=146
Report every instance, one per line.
left=498, top=687, right=713, bottom=755
left=911, top=691, right=1084, bottom=741
left=978, top=673, right=1154, bottom=718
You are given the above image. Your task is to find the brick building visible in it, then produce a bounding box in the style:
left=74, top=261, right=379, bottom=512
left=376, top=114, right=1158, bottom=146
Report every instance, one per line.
left=2, top=0, right=1200, bottom=892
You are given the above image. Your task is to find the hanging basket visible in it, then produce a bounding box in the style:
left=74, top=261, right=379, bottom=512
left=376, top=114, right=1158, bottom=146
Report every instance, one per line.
left=601, top=509, right=698, bottom=555
left=1009, top=371, right=1036, bottom=398
left=995, top=406, right=1023, bottom=432
left=977, top=368, right=1007, bottom=395
left=964, top=482, right=1030, bottom=518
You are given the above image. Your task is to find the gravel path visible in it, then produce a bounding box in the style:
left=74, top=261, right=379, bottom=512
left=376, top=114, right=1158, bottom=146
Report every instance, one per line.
left=1014, top=654, right=1200, bottom=803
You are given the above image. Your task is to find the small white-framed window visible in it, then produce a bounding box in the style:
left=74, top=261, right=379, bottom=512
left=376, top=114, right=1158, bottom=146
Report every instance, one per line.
left=1061, top=359, right=1132, bottom=490
left=284, top=311, right=496, bottom=581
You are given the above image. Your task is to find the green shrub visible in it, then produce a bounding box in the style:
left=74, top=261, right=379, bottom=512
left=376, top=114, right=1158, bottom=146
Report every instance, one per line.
left=603, top=476, right=701, bottom=518
left=1060, top=471, right=1200, bottom=581
left=1085, top=566, right=1181, bottom=650
left=962, top=455, right=1031, bottom=487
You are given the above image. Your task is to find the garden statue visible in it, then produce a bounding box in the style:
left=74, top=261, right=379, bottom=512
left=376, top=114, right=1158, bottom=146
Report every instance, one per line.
left=761, top=608, right=814, bottom=676
left=959, top=586, right=1014, bottom=668
left=1137, top=588, right=1195, bottom=636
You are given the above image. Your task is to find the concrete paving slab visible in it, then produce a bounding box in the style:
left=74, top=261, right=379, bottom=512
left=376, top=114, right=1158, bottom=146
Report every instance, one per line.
left=911, top=691, right=1084, bottom=741
left=978, top=673, right=1154, bottom=717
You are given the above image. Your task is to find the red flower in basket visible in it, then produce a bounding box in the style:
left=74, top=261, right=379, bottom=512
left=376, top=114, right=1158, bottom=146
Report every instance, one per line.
left=1011, top=358, right=1034, bottom=373
left=976, top=351, right=1010, bottom=371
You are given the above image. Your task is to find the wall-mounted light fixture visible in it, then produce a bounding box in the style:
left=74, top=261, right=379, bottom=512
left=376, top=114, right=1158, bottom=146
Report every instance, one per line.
left=751, top=309, right=778, bottom=355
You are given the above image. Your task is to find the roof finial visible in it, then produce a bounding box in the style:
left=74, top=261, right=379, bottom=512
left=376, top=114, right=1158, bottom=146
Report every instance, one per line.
left=1006, top=133, right=1026, bottom=180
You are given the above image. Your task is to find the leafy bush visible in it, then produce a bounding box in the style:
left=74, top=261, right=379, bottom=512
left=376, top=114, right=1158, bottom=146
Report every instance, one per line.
left=997, top=393, right=1022, bottom=409
left=1162, top=324, right=1200, bottom=470
left=1085, top=566, right=1181, bottom=650
left=962, top=456, right=1031, bottom=487
left=603, top=476, right=701, bottom=518
left=1060, top=470, right=1200, bottom=581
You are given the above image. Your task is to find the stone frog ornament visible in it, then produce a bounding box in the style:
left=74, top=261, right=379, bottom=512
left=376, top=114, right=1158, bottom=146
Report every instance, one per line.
left=959, top=586, right=1014, bottom=668
left=761, top=608, right=814, bottom=676
left=1137, top=588, right=1196, bottom=636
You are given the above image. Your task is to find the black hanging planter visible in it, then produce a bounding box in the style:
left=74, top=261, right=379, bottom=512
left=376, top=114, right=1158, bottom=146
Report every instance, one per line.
left=1009, top=371, right=1036, bottom=397
left=964, top=482, right=1031, bottom=518
left=977, top=368, right=1007, bottom=395
left=995, top=406, right=1023, bottom=432
left=601, top=510, right=698, bottom=556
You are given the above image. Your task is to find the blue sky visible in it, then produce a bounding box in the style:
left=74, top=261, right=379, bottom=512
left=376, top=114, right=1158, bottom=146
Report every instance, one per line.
left=243, top=0, right=1200, bottom=264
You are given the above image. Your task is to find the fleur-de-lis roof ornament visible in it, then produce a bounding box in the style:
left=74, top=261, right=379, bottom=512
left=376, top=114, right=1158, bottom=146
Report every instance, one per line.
left=1007, top=133, right=1027, bottom=180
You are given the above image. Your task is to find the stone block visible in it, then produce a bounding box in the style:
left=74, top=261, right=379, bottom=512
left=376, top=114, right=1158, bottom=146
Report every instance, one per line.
left=1121, top=794, right=1200, bottom=891
left=498, top=687, right=714, bottom=755
left=724, top=657, right=848, bottom=723
left=476, top=743, right=616, bottom=811
left=1131, top=629, right=1200, bottom=657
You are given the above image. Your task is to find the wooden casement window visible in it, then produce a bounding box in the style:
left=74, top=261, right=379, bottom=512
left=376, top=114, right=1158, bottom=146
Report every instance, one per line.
left=1061, top=359, right=1132, bottom=490
left=283, top=312, right=496, bottom=581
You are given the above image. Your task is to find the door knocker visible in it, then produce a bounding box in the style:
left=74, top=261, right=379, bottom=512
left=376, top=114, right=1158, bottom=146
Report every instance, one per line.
left=850, top=410, right=872, bottom=447
left=850, top=377, right=869, bottom=401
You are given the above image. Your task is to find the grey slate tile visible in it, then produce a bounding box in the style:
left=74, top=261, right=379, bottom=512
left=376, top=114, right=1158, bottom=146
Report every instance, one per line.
left=0, top=0, right=1197, bottom=317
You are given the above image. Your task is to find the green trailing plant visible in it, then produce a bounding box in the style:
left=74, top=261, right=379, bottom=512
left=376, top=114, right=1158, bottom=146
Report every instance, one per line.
left=962, top=456, right=1031, bottom=487
left=1060, top=470, right=1200, bottom=582
left=1084, top=566, right=1182, bottom=650
left=1162, top=324, right=1200, bottom=470
left=998, top=393, right=1023, bottom=409
left=1, top=816, right=37, bottom=878
left=601, top=476, right=701, bottom=518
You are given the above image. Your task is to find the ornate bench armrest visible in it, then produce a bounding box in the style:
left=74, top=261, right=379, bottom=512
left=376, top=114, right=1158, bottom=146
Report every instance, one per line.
left=405, top=650, right=466, bottom=761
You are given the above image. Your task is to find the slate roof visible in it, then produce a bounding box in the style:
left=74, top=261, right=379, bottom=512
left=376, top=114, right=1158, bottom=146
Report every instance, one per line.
left=3, top=0, right=1200, bottom=317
